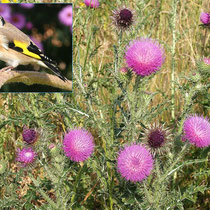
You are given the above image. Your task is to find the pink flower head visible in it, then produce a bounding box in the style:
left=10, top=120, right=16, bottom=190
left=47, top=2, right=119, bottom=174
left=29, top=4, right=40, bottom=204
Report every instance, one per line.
left=125, top=38, right=165, bottom=76
left=183, top=114, right=210, bottom=148
left=16, top=147, right=37, bottom=166
left=0, top=4, right=11, bottom=20
left=117, top=144, right=154, bottom=182
left=84, top=0, right=100, bottom=8
left=10, top=13, right=26, bottom=29
left=200, top=12, right=210, bottom=25
left=58, top=5, right=73, bottom=26
left=25, top=21, right=33, bottom=30
left=203, top=58, right=210, bottom=65
left=20, top=4, right=34, bottom=9
left=63, top=128, right=94, bottom=162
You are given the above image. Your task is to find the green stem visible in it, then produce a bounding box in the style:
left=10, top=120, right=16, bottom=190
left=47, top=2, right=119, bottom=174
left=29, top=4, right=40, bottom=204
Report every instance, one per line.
left=70, top=164, right=85, bottom=209
left=160, top=144, right=189, bottom=182
left=30, top=175, right=58, bottom=209
left=83, top=31, right=92, bottom=73
left=177, top=86, right=195, bottom=135
left=131, top=76, right=141, bottom=141
left=171, top=0, right=178, bottom=120
left=202, top=28, right=207, bottom=55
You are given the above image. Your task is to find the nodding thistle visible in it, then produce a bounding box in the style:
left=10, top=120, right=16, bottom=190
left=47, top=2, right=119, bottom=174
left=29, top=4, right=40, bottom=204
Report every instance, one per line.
left=112, top=7, right=135, bottom=31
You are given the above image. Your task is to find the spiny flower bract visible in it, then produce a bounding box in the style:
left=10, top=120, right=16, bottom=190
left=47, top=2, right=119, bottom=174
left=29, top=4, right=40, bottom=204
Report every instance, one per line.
left=22, top=126, right=38, bottom=144
left=117, top=144, right=153, bottom=182
left=125, top=38, right=165, bottom=76
left=63, top=128, right=94, bottom=162
left=196, top=58, right=210, bottom=75
left=142, top=123, right=171, bottom=155
left=183, top=114, right=210, bottom=148
left=112, top=7, right=134, bottom=31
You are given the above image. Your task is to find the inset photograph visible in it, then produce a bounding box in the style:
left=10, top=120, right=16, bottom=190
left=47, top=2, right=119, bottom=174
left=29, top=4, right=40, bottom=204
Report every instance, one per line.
left=0, top=3, right=72, bottom=92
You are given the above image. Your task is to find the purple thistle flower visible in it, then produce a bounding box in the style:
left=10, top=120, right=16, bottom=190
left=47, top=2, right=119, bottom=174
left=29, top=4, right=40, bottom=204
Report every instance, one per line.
left=22, top=126, right=38, bottom=144
left=25, top=22, right=33, bottom=30
left=0, top=4, right=11, bottom=21
left=183, top=114, right=210, bottom=148
left=63, top=128, right=95, bottom=162
left=10, top=13, right=26, bottom=29
left=16, top=147, right=37, bottom=166
left=142, top=123, right=171, bottom=155
left=203, top=58, right=210, bottom=65
left=20, top=3, right=34, bottom=9
left=84, top=0, right=100, bottom=8
left=200, top=12, right=210, bottom=25
left=58, top=5, right=73, bottom=27
left=117, top=144, right=153, bottom=182
left=125, top=38, right=165, bottom=76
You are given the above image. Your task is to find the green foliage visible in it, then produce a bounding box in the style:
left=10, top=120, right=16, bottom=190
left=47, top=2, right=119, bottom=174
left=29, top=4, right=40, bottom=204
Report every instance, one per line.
left=0, top=0, right=209, bottom=209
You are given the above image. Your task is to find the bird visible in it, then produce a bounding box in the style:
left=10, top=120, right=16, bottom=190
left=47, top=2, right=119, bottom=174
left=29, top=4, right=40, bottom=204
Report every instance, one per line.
left=0, top=15, right=67, bottom=82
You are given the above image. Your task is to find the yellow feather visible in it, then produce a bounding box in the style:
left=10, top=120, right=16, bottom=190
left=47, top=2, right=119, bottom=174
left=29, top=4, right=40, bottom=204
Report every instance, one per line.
left=13, top=40, right=41, bottom=60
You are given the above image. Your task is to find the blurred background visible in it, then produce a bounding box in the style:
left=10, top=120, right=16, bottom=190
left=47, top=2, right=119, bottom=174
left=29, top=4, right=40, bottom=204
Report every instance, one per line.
left=0, top=3, right=72, bottom=92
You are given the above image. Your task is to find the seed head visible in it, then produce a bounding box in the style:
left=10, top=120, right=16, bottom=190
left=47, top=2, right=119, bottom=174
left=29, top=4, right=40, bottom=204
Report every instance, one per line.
left=22, top=126, right=38, bottom=144
left=142, top=123, right=171, bottom=155
left=112, top=7, right=134, bottom=31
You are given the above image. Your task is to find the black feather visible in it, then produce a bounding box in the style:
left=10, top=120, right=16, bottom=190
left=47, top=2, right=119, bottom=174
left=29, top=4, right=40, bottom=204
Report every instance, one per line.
left=27, top=42, right=57, bottom=65
left=9, top=42, right=23, bottom=52
left=8, top=41, right=67, bottom=82
left=43, top=61, right=67, bottom=82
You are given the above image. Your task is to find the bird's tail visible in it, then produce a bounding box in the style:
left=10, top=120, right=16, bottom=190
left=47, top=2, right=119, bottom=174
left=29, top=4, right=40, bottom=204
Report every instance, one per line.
left=43, top=61, right=67, bottom=82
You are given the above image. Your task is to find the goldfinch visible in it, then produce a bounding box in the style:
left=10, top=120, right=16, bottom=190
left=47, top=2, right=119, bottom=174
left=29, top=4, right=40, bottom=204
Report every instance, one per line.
left=0, top=16, right=67, bottom=82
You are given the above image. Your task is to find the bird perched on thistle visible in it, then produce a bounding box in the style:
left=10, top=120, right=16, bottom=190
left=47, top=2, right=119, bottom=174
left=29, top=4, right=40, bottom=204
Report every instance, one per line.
left=0, top=15, right=67, bottom=82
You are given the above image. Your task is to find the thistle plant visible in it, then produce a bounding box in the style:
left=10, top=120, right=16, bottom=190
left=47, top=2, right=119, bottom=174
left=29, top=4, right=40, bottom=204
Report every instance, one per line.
left=0, top=0, right=209, bottom=209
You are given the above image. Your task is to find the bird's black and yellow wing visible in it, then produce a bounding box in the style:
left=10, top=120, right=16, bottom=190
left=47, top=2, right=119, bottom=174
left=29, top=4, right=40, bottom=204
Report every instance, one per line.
left=0, top=17, right=67, bottom=82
